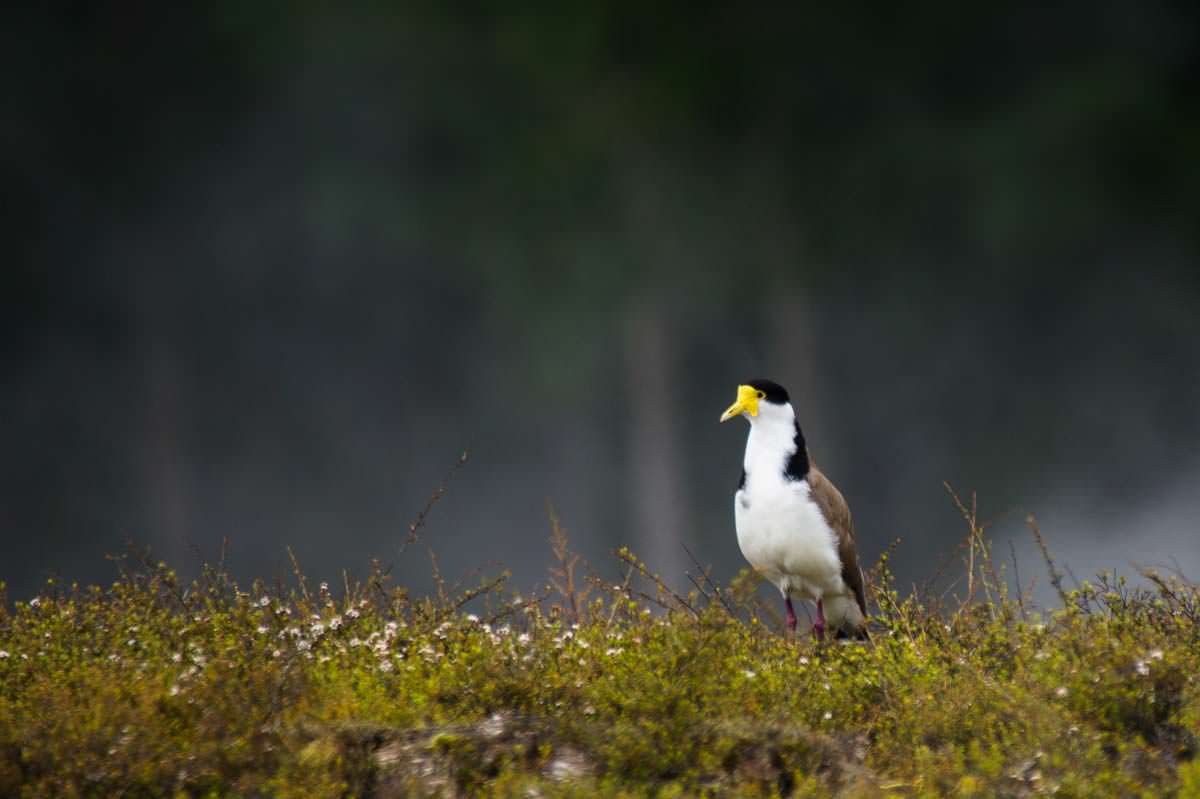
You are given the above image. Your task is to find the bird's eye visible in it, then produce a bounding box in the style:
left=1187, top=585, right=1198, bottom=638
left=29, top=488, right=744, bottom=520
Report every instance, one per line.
left=757, top=391, right=765, bottom=399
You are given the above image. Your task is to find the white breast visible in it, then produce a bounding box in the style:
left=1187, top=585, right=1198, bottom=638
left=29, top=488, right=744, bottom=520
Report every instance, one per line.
left=735, top=473, right=843, bottom=600
left=733, top=403, right=844, bottom=601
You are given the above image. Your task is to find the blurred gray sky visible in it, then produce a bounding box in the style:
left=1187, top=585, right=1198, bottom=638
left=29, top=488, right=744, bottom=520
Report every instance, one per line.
left=3, top=3, right=1198, bottom=603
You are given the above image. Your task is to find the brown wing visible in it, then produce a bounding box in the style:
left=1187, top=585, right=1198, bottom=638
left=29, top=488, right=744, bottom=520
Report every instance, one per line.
left=806, top=465, right=867, bottom=617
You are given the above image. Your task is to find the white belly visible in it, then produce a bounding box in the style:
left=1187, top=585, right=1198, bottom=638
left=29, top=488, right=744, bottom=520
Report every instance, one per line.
left=735, top=476, right=844, bottom=601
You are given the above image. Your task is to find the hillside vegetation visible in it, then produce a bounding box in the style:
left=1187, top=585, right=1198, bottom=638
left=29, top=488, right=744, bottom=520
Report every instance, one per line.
left=1, top=504, right=1198, bottom=797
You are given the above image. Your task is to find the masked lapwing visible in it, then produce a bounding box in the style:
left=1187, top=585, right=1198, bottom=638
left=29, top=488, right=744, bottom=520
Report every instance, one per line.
left=720, top=380, right=867, bottom=640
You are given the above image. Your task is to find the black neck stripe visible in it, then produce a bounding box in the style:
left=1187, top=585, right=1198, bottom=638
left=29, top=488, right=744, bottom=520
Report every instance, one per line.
left=784, top=418, right=809, bottom=481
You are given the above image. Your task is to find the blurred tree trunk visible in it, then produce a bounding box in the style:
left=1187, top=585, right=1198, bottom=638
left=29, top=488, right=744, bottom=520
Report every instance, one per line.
left=140, top=305, right=190, bottom=565
left=766, top=289, right=826, bottom=454
left=624, top=304, right=689, bottom=586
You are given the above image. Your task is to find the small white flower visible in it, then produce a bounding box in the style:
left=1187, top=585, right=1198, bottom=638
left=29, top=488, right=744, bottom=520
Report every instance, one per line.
left=1034, top=651, right=1050, bottom=661
left=576, top=640, right=589, bottom=649
left=172, top=652, right=182, bottom=663
left=466, top=614, right=479, bottom=623
left=256, top=625, right=269, bottom=635
left=349, top=637, right=362, bottom=647
left=287, top=627, right=301, bottom=637
left=419, top=644, right=435, bottom=657
left=310, top=622, right=325, bottom=636
left=743, top=669, right=756, bottom=679
left=379, top=660, right=393, bottom=672
left=823, top=711, right=833, bottom=720
left=0, top=650, right=9, bottom=659
left=297, top=640, right=311, bottom=652
left=1055, top=687, right=1068, bottom=698
left=606, top=647, right=624, bottom=657
left=272, top=649, right=282, bottom=658
left=518, top=633, right=531, bottom=645
left=29, top=598, right=40, bottom=608
left=169, top=684, right=180, bottom=697
left=347, top=608, right=360, bottom=619
left=1149, top=649, right=1164, bottom=661
left=259, top=596, right=270, bottom=607
left=319, top=582, right=329, bottom=592
left=798, top=657, right=810, bottom=665
left=1135, top=660, right=1149, bottom=676
left=329, top=616, right=342, bottom=630
left=126, top=638, right=136, bottom=647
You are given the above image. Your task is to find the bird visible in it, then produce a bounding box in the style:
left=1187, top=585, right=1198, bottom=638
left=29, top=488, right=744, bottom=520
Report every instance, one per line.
left=720, top=379, right=867, bottom=640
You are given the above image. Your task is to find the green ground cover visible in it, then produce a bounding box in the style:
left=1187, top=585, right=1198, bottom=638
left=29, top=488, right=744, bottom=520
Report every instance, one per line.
left=1, top=511, right=1197, bottom=797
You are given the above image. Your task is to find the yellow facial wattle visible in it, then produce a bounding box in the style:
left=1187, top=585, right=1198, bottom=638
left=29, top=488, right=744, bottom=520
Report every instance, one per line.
left=719, top=384, right=764, bottom=422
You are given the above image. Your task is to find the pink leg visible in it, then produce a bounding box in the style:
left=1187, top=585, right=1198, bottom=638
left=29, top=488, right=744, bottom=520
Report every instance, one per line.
left=785, top=597, right=797, bottom=633
left=813, top=599, right=826, bottom=641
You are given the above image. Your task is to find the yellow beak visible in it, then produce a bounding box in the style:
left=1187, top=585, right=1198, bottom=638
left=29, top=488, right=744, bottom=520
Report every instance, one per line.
left=720, top=384, right=761, bottom=422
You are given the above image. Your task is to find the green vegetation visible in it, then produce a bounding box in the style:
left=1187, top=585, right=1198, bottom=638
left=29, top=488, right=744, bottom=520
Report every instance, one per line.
left=1, top=512, right=1197, bottom=797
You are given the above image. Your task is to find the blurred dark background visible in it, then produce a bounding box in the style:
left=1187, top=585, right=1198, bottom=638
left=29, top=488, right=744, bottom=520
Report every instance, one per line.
left=3, top=3, right=1199, bottom=603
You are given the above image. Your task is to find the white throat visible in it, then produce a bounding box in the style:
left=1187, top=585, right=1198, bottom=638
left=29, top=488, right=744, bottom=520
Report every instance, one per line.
left=742, top=401, right=799, bottom=482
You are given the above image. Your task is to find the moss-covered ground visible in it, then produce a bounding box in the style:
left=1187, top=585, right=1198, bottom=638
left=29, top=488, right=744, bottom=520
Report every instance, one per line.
left=1, top=512, right=1198, bottom=797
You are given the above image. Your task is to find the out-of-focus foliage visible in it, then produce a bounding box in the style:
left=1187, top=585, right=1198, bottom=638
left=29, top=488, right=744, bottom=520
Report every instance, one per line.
left=1, top=523, right=1197, bottom=797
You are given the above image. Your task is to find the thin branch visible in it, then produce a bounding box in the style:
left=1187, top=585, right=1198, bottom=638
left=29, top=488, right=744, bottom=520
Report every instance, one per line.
left=1025, top=514, right=1068, bottom=607
left=286, top=546, right=310, bottom=604
left=1009, top=538, right=1026, bottom=619
left=614, top=548, right=698, bottom=618
left=400, top=449, right=470, bottom=555
left=682, top=542, right=735, bottom=618
left=605, top=565, right=636, bottom=629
